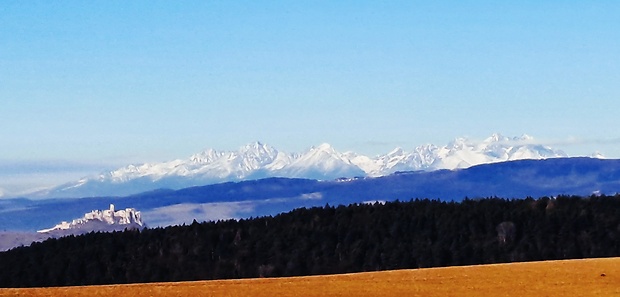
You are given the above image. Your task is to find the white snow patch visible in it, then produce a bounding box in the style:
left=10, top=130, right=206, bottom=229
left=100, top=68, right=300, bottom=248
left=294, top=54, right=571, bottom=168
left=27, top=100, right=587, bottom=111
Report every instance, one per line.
left=300, top=192, right=323, bottom=200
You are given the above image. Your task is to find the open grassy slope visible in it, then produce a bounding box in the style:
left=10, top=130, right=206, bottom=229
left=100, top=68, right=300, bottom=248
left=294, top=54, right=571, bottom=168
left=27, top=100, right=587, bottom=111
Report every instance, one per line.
left=1, top=257, right=618, bottom=297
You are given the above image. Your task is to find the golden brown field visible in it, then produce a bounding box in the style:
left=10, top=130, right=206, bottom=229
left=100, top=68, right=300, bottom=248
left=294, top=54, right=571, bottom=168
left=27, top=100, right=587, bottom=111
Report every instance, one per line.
left=2, top=257, right=619, bottom=297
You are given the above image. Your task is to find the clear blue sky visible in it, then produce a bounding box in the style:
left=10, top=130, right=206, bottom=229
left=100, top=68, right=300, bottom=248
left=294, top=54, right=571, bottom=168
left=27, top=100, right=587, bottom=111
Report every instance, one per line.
left=1, top=1, right=619, bottom=195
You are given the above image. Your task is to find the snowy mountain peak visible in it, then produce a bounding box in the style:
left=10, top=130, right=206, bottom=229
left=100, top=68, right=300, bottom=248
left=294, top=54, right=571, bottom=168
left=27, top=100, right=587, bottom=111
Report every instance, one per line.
left=279, top=143, right=365, bottom=179
left=37, top=204, right=144, bottom=235
left=313, top=143, right=335, bottom=152
left=484, top=133, right=505, bottom=143
left=238, top=142, right=278, bottom=160
left=296, top=143, right=345, bottom=164
left=447, top=137, right=470, bottom=150
left=415, top=143, right=439, bottom=152
left=240, top=141, right=273, bottom=153
left=518, top=134, right=534, bottom=142
left=387, top=147, right=405, bottom=156
left=190, top=148, right=223, bottom=164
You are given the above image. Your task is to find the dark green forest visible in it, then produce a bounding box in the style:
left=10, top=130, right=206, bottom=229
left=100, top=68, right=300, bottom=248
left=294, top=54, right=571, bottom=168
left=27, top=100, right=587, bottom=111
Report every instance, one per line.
left=2, top=195, right=620, bottom=288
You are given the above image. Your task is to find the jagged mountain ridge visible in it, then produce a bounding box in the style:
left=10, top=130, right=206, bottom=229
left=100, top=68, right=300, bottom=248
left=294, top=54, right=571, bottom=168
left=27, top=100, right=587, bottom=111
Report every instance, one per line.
left=38, top=134, right=570, bottom=198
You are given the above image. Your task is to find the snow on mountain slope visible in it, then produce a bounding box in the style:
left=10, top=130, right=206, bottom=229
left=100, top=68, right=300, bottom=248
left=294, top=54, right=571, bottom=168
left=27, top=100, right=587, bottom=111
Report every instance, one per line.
left=37, top=204, right=144, bottom=236
left=279, top=143, right=366, bottom=179
left=110, top=141, right=282, bottom=181
left=430, top=134, right=565, bottom=170
left=352, top=134, right=566, bottom=176
left=34, top=134, right=569, bottom=198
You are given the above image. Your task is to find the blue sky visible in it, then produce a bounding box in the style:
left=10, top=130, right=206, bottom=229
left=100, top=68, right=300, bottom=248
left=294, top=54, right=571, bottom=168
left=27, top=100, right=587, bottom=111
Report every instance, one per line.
left=1, top=1, right=619, bottom=195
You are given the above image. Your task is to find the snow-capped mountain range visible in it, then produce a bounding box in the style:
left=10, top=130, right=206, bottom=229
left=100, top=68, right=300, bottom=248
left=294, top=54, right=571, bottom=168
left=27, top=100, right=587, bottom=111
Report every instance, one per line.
left=36, top=134, right=574, bottom=198
left=37, top=204, right=144, bottom=236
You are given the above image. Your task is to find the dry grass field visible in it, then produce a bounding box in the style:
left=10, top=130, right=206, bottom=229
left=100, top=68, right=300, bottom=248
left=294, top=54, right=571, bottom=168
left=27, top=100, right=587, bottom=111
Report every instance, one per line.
left=2, top=257, right=619, bottom=297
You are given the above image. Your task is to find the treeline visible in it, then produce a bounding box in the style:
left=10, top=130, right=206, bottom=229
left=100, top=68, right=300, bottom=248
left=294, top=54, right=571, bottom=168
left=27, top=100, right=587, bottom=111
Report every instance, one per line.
left=2, top=195, right=620, bottom=287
